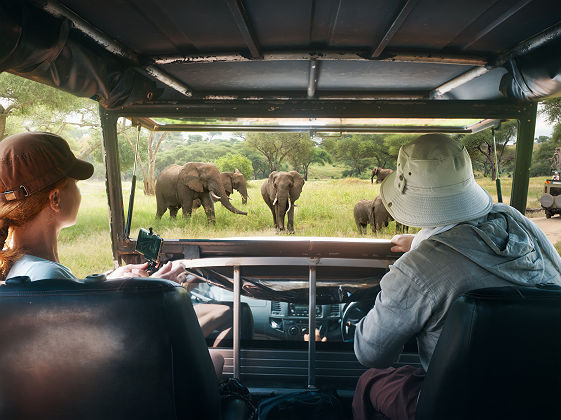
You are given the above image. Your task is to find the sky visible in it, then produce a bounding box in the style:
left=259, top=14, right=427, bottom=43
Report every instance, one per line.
left=535, top=103, right=554, bottom=138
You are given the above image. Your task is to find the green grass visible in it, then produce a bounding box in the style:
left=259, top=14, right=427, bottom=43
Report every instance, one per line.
left=59, top=177, right=559, bottom=278
left=308, top=164, right=346, bottom=179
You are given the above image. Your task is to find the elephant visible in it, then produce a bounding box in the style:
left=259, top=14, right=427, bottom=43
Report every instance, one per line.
left=354, top=199, right=376, bottom=234
left=372, top=195, right=409, bottom=234
left=155, top=162, right=247, bottom=223
left=371, top=167, right=394, bottom=184
left=192, top=169, right=248, bottom=210
left=261, top=171, right=305, bottom=233
left=220, top=169, right=248, bottom=204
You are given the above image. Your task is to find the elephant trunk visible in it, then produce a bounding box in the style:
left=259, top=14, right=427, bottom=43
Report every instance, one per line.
left=239, top=184, right=248, bottom=205
left=220, top=194, right=247, bottom=215
left=275, top=192, right=290, bottom=229
left=210, top=180, right=247, bottom=215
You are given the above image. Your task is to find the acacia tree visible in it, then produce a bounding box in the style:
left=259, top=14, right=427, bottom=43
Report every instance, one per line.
left=460, top=121, right=517, bottom=180
left=542, top=98, right=561, bottom=124
left=0, top=72, right=97, bottom=140
left=326, top=135, right=374, bottom=177
left=287, top=136, right=332, bottom=180
left=121, top=127, right=167, bottom=195
left=244, top=132, right=308, bottom=172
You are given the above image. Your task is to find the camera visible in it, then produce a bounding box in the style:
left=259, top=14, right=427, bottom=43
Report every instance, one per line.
left=135, top=227, right=163, bottom=274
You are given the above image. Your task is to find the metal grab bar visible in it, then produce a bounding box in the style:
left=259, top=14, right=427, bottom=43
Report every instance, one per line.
left=180, top=256, right=388, bottom=385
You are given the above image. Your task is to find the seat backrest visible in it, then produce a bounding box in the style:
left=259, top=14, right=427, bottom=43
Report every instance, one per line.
left=416, top=285, right=561, bottom=420
left=0, top=277, right=221, bottom=420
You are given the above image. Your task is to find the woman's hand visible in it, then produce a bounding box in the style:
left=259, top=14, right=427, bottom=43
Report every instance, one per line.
left=390, top=234, right=416, bottom=253
left=304, top=328, right=327, bottom=342
left=150, top=260, right=187, bottom=284
left=106, top=262, right=150, bottom=279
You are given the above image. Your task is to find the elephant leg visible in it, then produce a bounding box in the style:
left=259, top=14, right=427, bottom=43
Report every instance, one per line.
left=356, top=221, right=362, bottom=234
left=178, top=189, right=194, bottom=218
left=274, top=206, right=283, bottom=231
left=201, top=193, right=216, bottom=224
left=156, top=200, right=168, bottom=219
left=287, top=205, right=295, bottom=234
left=269, top=206, right=277, bottom=228
left=180, top=196, right=193, bottom=218
left=169, top=206, right=179, bottom=219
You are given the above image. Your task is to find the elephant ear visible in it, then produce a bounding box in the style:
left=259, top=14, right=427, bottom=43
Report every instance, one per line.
left=289, top=171, right=305, bottom=200
left=179, top=164, right=204, bottom=192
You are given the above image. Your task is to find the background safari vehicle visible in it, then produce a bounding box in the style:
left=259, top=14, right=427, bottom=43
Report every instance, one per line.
left=1, top=0, right=561, bottom=418
left=539, top=178, right=561, bottom=218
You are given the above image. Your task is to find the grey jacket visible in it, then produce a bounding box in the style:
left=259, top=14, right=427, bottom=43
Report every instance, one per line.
left=354, top=203, right=561, bottom=371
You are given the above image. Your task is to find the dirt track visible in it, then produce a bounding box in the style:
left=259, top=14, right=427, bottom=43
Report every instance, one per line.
left=530, top=216, right=561, bottom=245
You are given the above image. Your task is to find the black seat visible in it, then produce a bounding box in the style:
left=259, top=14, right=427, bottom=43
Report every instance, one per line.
left=416, top=285, right=561, bottom=420
left=0, top=277, right=221, bottom=420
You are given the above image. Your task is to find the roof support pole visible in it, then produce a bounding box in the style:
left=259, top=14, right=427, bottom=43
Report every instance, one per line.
left=307, top=59, right=320, bottom=98
left=307, top=266, right=317, bottom=389
left=233, top=266, right=241, bottom=379
left=99, top=107, right=125, bottom=265
left=225, top=0, right=261, bottom=58
left=370, top=0, right=420, bottom=58
left=510, top=102, right=537, bottom=214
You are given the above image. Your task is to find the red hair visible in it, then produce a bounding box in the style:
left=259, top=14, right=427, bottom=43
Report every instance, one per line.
left=0, top=178, right=70, bottom=280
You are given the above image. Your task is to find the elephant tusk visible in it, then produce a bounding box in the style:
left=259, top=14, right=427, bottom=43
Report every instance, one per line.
left=210, top=191, right=221, bottom=200
left=273, top=195, right=278, bottom=206
left=287, top=197, right=292, bottom=213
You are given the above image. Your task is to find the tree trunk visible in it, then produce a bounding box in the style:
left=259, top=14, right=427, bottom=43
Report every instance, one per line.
left=78, top=140, right=101, bottom=159
left=0, top=114, right=6, bottom=140
left=0, top=103, right=8, bottom=139
left=143, top=132, right=166, bottom=195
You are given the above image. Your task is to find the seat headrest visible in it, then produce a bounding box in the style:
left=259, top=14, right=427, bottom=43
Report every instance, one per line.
left=0, top=277, right=221, bottom=420
left=416, top=285, right=561, bottom=420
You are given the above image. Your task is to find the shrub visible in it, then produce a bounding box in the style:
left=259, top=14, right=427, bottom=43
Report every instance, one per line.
left=215, top=153, right=254, bottom=180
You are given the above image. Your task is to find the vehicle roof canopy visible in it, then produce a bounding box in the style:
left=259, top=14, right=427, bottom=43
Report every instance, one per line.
left=1, top=0, right=561, bottom=117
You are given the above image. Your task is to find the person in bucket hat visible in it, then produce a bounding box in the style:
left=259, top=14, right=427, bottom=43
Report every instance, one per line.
left=0, top=132, right=185, bottom=282
left=352, top=134, right=561, bottom=420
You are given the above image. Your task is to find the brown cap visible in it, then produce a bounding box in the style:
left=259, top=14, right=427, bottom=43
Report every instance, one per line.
left=0, top=132, right=94, bottom=202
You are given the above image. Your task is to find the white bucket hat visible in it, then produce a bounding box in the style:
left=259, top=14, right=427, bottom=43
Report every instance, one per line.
left=380, top=133, right=493, bottom=228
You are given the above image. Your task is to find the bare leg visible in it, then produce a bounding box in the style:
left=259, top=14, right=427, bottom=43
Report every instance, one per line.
left=194, top=303, right=233, bottom=338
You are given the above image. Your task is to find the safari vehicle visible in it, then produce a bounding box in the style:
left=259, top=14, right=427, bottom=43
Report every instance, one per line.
left=539, top=178, right=561, bottom=218
left=1, top=0, right=561, bottom=419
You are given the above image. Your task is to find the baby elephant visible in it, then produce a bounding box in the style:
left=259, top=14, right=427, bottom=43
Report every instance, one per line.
left=354, top=197, right=408, bottom=234
left=354, top=199, right=376, bottom=234
left=373, top=196, right=409, bottom=233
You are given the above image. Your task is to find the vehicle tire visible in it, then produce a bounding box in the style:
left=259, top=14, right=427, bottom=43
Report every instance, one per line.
left=539, top=193, right=554, bottom=208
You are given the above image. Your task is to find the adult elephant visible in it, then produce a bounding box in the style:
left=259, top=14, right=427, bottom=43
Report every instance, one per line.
left=192, top=169, right=248, bottom=210
left=155, top=163, right=247, bottom=222
left=221, top=169, right=248, bottom=204
left=261, top=171, right=305, bottom=233
left=371, top=167, right=394, bottom=184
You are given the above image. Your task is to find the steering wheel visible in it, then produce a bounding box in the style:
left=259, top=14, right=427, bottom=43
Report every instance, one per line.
left=341, top=300, right=375, bottom=342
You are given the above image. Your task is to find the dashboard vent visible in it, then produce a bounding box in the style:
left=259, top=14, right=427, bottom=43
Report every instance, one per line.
left=329, top=304, right=341, bottom=317
left=271, top=301, right=282, bottom=314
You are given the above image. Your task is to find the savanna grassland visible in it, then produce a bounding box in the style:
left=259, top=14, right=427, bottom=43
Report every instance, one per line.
left=59, top=175, right=557, bottom=278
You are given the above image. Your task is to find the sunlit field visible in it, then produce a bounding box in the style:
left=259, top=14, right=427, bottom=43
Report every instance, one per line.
left=59, top=176, right=556, bottom=277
